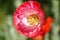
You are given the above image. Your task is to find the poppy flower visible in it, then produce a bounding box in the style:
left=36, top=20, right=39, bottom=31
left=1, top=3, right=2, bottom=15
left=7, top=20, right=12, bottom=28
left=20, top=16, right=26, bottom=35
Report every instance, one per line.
left=14, top=1, right=46, bottom=38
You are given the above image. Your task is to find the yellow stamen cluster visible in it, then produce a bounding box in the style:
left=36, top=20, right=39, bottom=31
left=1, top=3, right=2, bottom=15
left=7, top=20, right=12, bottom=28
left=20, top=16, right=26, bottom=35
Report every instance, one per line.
left=28, top=14, right=39, bottom=25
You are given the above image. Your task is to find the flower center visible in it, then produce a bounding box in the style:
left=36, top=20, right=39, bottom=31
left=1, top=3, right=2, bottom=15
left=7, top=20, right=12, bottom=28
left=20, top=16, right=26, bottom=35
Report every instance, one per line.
left=27, top=14, right=39, bottom=25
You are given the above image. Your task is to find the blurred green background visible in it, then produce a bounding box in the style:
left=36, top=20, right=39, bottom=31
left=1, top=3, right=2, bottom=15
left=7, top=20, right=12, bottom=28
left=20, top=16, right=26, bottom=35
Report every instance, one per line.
left=0, top=0, right=60, bottom=40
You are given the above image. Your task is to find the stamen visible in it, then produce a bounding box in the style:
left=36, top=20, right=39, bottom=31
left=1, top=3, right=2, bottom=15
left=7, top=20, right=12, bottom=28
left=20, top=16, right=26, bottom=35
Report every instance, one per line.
left=27, top=14, right=39, bottom=25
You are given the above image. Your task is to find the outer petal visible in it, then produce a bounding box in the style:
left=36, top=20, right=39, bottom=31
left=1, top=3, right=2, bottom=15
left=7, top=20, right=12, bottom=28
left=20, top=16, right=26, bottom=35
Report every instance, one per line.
left=14, top=1, right=45, bottom=38
left=33, top=35, right=43, bottom=40
left=42, top=17, right=53, bottom=33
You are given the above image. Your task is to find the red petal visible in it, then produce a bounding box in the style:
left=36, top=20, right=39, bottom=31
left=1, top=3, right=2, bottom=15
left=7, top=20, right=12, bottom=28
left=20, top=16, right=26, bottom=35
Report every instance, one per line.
left=42, top=17, right=53, bottom=33
left=33, top=35, right=44, bottom=40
